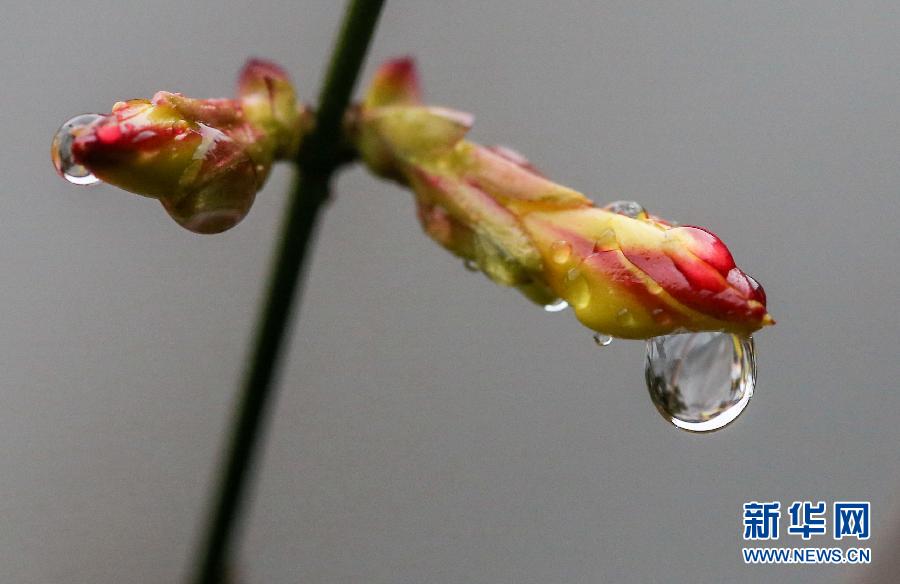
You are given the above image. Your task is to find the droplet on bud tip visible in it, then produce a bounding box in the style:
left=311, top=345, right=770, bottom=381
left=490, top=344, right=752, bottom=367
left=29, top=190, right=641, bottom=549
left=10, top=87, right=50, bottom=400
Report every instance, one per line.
left=645, top=331, right=755, bottom=432
left=51, top=114, right=102, bottom=186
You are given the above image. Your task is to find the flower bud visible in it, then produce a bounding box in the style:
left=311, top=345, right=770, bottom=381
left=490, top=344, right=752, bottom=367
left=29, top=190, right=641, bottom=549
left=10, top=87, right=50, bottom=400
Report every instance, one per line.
left=53, top=59, right=306, bottom=234
left=355, top=58, right=773, bottom=339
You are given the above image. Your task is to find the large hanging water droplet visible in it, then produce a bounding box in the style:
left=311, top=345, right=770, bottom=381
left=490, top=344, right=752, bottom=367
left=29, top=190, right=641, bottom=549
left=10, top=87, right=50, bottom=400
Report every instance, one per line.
left=593, top=333, right=613, bottom=347
left=544, top=299, right=568, bottom=312
left=51, top=114, right=102, bottom=185
left=645, top=331, right=755, bottom=432
left=604, top=200, right=646, bottom=219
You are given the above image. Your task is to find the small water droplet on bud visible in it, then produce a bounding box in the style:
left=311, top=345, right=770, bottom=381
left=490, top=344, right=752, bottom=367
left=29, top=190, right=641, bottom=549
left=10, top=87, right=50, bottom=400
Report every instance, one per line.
left=604, top=200, right=646, bottom=219
left=616, top=308, right=636, bottom=326
left=550, top=240, right=572, bottom=264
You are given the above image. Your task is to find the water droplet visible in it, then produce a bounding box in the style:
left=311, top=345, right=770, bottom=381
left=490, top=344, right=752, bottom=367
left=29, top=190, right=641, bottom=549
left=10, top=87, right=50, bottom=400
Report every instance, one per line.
left=616, top=308, right=636, bottom=326
left=544, top=299, right=569, bottom=312
left=550, top=240, right=572, bottom=264
left=464, top=259, right=479, bottom=272
left=593, top=333, right=613, bottom=347
left=591, top=228, right=616, bottom=252
left=645, top=331, right=755, bottom=432
left=651, top=308, right=674, bottom=326
left=604, top=200, right=646, bottom=219
left=51, top=114, right=102, bottom=185
left=564, top=268, right=591, bottom=309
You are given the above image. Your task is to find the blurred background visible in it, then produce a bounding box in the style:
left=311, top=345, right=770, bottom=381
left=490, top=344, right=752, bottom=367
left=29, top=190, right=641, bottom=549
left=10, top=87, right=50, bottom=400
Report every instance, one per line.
left=2, top=1, right=899, bottom=582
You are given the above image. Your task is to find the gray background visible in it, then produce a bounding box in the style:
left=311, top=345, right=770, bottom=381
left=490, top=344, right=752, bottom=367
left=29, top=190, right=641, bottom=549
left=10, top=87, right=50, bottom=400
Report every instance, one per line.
left=1, top=1, right=898, bottom=582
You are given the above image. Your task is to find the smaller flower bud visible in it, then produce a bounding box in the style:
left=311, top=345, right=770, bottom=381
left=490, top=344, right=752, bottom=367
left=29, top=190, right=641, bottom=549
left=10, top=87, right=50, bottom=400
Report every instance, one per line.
left=363, top=56, right=422, bottom=109
left=52, top=59, right=307, bottom=234
left=238, top=59, right=308, bottom=160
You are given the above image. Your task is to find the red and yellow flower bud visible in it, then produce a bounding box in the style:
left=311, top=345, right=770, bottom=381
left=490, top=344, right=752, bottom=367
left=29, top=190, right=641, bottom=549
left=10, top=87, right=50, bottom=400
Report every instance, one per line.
left=57, top=60, right=307, bottom=234
left=354, top=58, right=773, bottom=339
left=52, top=56, right=773, bottom=339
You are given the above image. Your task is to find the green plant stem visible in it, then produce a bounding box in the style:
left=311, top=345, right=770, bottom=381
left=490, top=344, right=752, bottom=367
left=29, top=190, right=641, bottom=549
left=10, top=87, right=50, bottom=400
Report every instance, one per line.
left=190, top=2, right=385, bottom=582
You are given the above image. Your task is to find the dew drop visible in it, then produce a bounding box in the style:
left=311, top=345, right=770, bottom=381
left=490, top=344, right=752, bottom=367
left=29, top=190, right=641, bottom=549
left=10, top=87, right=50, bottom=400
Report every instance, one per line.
left=591, top=228, right=616, bottom=252
left=544, top=299, right=569, bottom=312
left=593, top=333, right=613, bottom=347
left=645, top=331, right=755, bottom=432
left=550, top=240, right=572, bottom=264
left=463, top=259, right=479, bottom=272
left=51, top=114, right=102, bottom=185
left=651, top=308, right=674, bottom=326
left=616, top=308, right=636, bottom=327
left=564, top=268, right=591, bottom=309
left=604, top=200, right=646, bottom=219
